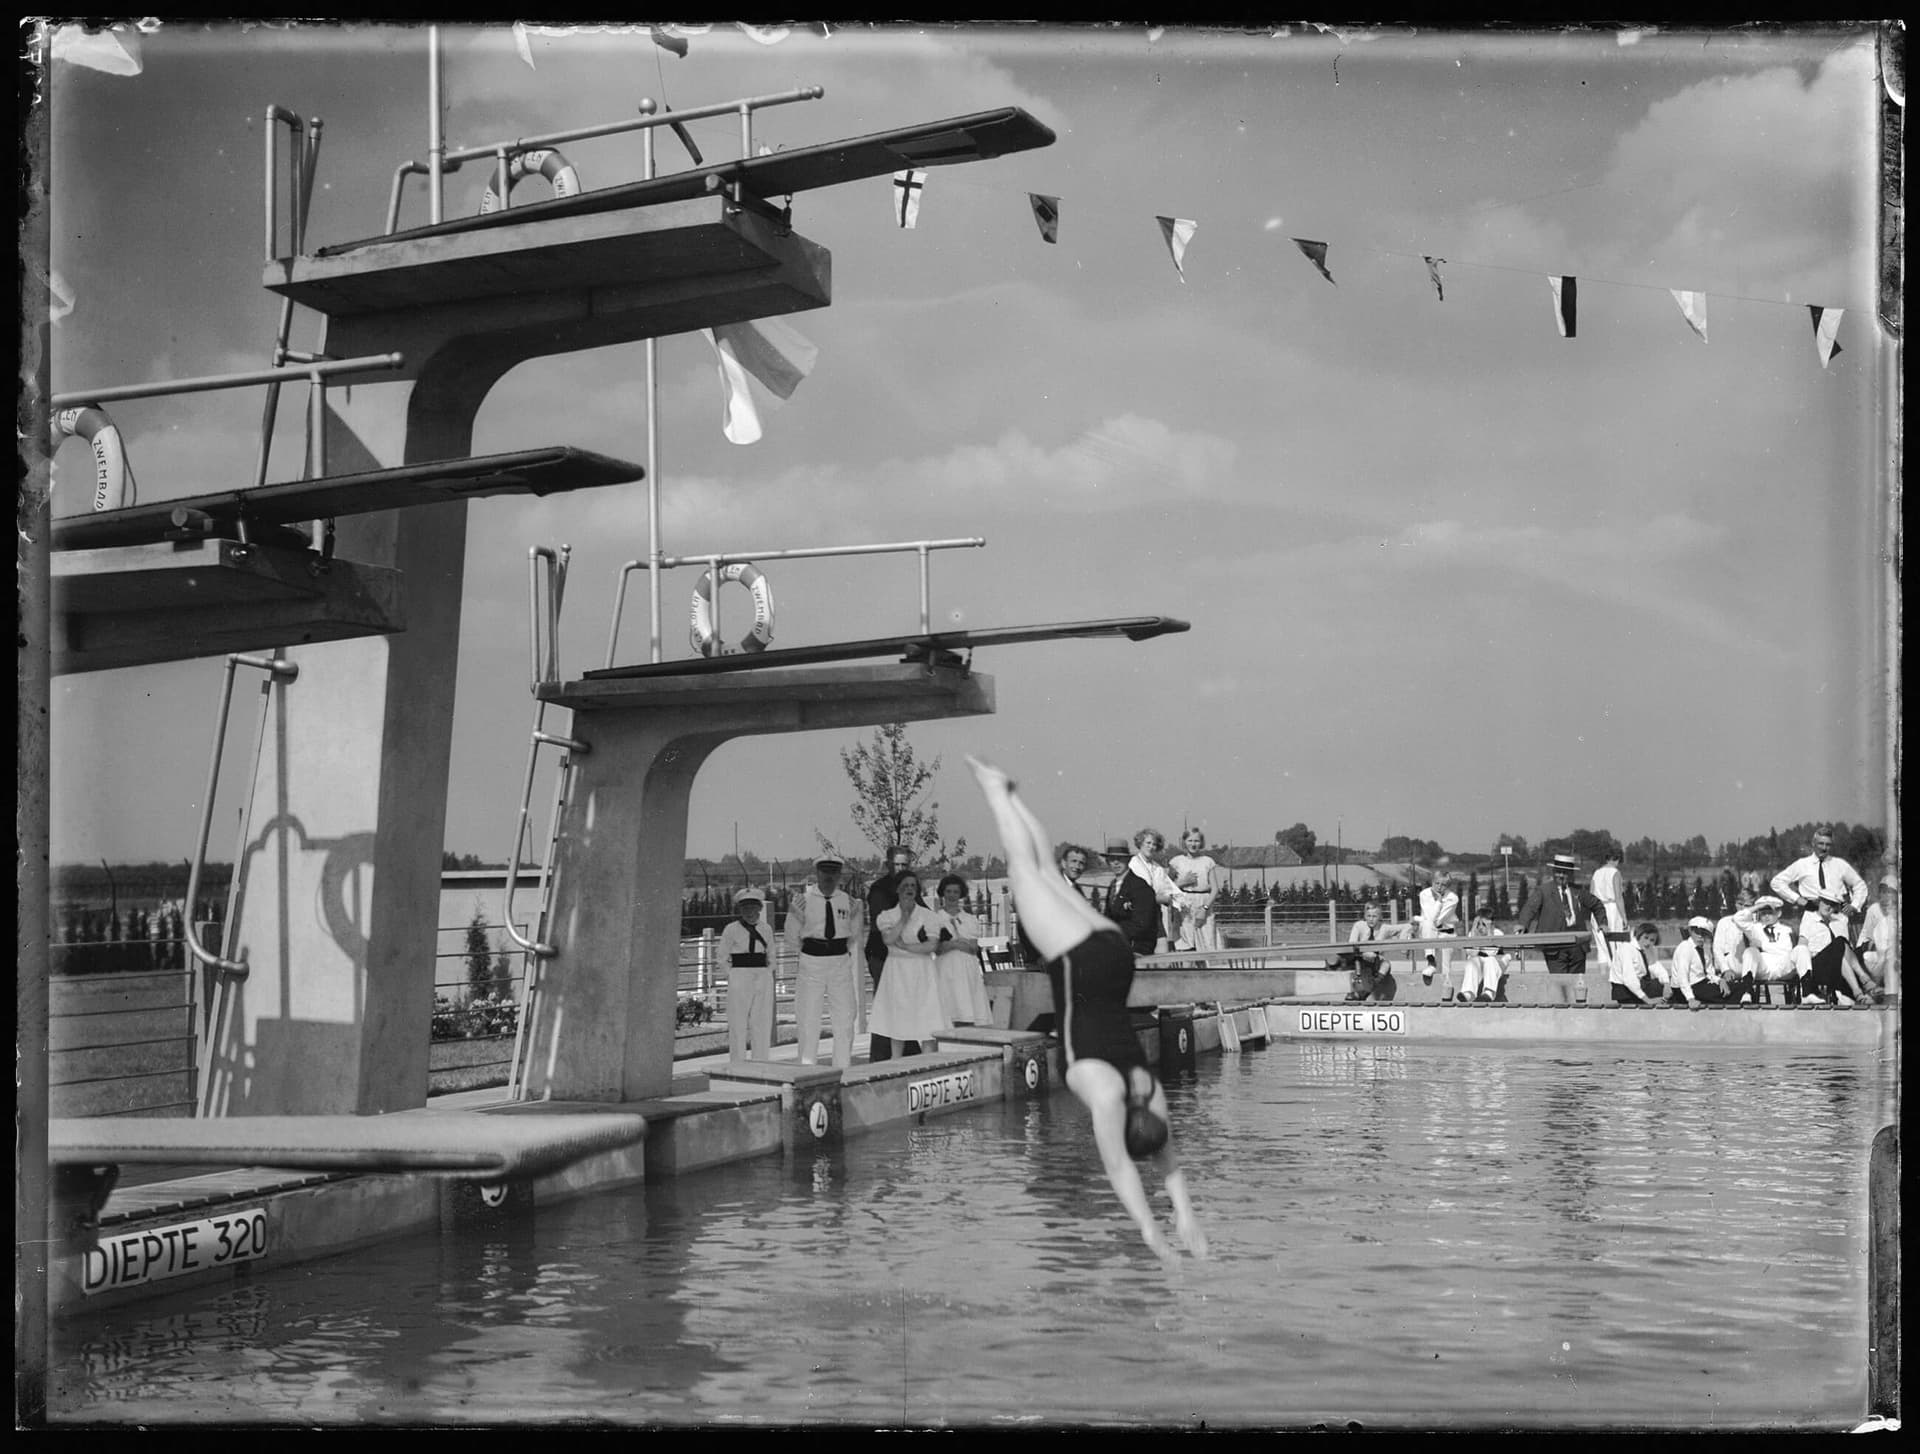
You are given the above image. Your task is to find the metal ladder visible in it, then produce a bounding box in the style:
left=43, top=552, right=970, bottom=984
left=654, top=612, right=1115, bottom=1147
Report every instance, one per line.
left=504, top=545, right=591, bottom=1101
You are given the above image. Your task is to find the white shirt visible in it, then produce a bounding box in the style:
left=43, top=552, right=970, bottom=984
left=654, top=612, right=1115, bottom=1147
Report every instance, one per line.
left=786, top=883, right=855, bottom=954
left=1670, top=938, right=1716, bottom=998
left=1860, top=902, right=1895, bottom=963
left=719, top=916, right=773, bottom=968
left=1771, top=853, right=1866, bottom=935
left=1417, top=886, right=1460, bottom=934
left=1610, top=941, right=1658, bottom=999
left=1131, top=855, right=1179, bottom=903
left=1733, top=907, right=1796, bottom=979
left=1712, top=913, right=1752, bottom=977
left=1591, top=863, right=1623, bottom=907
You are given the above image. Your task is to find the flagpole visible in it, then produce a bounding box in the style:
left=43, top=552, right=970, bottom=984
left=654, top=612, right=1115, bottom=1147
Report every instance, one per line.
left=428, top=26, right=443, bottom=225
left=640, top=101, right=663, bottom=662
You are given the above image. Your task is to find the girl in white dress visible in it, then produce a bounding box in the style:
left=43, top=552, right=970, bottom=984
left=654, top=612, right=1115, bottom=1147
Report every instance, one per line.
left=867, top=871, right=948, bottom=1054
left=931, top=874, right=994, bottom=1025
left=1166, top=829, right=1221, bottom=951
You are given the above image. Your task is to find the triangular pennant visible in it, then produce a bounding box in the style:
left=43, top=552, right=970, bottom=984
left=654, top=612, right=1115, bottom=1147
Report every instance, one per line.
left=1548, top=275, right=1578, bottom=338
left=51, top=23, right=144, bottom=75
left=893, top=169, right=927, bottom=229
left=1292, top=238, right=1336, bottom=286
left=703, top=318, right=819, bottom=446
left=649, top=24, right=689, bottom=58
left=1157, top=216, right=1197, bottom=282
left=47, top=267, right=76, bottom=325
left=1028, top=193, right=1060, bottom=244
left=1808, top=305, right=1844, bottom=368
left=1669, top=289, right=1708, bottom=342
left=512, top=22, right=536, bottom=68
left=1423, top=256, right=1446, bottom=302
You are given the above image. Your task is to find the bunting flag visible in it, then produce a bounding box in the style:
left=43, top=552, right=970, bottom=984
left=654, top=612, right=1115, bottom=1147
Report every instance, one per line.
left=893, top=169, right=927, bottom=229
left=1669, top=289, right=1709, bottom=342
left=1293, top=238, right=1336, bottom=286
left=1157, top=216, right=1197, bottom=281
left=1548, top=275, right=1578, bottom=338
left=1423, top=256, right=1446, bottom=302
left=1808, top=305, right=1844, bottom=368
left=649, top=24, right=689, bottom=58
left=1028, top=193, right=1060, bottom=244
left=511, top=23, right=536, bottom=68
left=47, top=267, right=76, bottom=325
left=737, top=24, right=791, bottom=45
left=703, top=317, right=819, bottom=445
left=51, top=23, right=144, bottom=74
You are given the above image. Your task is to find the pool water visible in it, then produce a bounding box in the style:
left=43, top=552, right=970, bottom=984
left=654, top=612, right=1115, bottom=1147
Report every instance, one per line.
left=50, top=1041, right=1894, bottom=1428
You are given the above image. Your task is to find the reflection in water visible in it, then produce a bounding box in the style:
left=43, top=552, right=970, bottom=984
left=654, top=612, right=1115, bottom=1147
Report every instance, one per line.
left=51, top=1044, right=1891, bottom=1428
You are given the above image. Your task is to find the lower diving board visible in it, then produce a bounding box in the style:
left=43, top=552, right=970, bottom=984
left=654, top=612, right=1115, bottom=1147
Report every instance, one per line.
left=49, top=1109, right=648, bottom=1181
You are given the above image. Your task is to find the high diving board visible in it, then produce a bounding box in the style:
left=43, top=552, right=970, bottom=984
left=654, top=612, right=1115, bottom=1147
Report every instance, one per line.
left=580, top=616, right=1191, bottom=683
left=50, top=1110, right=648, bottom=1181
left=51, top=446, right=643, bottom=553
left=327, top=108, right=1057, bottom=254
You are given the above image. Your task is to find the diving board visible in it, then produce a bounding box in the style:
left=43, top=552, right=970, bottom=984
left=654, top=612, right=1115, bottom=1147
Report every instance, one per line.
left=51, top=446, right=644, bottom=553
left=325, top=108, right=1056, bottom=254
left=49, top=1110, right=648, bottom=1181
left=581, top=616, right=1191, bottom=682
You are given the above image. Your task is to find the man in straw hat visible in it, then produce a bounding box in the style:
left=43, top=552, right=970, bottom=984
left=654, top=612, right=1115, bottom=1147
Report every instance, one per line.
left=720, top=888, right=776, bottom=1061
left=1514, top=851, right=1606, bottom=975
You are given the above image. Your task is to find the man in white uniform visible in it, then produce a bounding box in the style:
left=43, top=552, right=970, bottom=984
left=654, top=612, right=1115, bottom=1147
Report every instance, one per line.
left=1771, top=830, right=1867, bottom=943
left=788, top=855, right=860, bottom=1068
left=719, top=888, right=776, bottom=1061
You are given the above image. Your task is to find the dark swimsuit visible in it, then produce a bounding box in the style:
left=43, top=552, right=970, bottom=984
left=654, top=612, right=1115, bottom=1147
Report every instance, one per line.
left=1047, top=928, right=1148, bottom=1073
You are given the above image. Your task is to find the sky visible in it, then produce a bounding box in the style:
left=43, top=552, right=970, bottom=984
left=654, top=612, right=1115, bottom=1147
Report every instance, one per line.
left=33, top=21, right=1897, bottom=871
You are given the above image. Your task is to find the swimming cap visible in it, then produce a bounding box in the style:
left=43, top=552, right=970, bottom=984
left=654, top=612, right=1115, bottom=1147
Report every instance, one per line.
left=1124, top=1103, right=1169, bottom=1159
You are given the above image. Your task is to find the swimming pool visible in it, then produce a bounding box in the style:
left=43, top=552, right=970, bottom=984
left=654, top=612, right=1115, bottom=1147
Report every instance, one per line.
left=50, top=1040, right=1893, bottom=1428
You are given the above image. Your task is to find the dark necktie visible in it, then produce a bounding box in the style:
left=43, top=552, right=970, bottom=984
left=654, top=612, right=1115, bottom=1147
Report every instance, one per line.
left=823, top=896, right=835, bottom=938
left=1817, top=862, right=1826, bottom=892
left=1766, top=926, right=1776, bottom=942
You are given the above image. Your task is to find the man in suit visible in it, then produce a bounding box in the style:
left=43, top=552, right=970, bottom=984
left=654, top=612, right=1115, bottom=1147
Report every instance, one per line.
left=1104, top=833, right=1166, bottom=956
left=1515, top=852, right=1605, bottom=974
left=864, top=844, right=915, bottom=1062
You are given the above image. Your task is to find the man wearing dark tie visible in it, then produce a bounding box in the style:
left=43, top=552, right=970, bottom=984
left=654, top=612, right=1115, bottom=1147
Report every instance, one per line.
left=1514, top=852, right=1605, bottom=975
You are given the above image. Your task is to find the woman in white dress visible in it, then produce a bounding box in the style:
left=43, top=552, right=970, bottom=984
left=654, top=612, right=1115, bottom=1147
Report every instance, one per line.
left=867, top=870, right=948, bottom=1055
left=1166, top=829, right=1221, bottom=951
left=929, top=874, right=993, bottom=1026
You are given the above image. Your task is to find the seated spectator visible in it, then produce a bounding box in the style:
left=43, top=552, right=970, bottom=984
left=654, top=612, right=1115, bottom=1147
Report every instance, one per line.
left=1714, top=887, right=1761, bottom=1003
left=1337, top=901, right=1407, bottom=1002
left=1417, top=868, right=1462, bottom=996
left=1610, top=921, right=1665, bottom=1005
left=1732, top=895, right=1801, bottom=1004
left=1667, top=916, right=1727, bottom=1008
left=1791, top=896, right=1877, bottom=1006
left=1459, top=911, right=1510, bottom=1004
left=1857, top=875, right=1896, bottom=994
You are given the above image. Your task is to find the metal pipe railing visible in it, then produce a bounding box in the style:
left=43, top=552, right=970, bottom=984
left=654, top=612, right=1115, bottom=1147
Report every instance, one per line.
left=53, top=353, right=403, bottom=409
left=604, top=537, right=986, bottom=668
left=386, top=83, right=824, bottom=233
left=262, top=104, right=305, bottom=264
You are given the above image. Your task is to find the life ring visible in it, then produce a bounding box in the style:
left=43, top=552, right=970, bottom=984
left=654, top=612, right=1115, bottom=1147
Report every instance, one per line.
left=689, top=562, right=775, bottom=657
left=479, top=148, right=582, bottom=213
left=51, top=404, right=136, bottom=512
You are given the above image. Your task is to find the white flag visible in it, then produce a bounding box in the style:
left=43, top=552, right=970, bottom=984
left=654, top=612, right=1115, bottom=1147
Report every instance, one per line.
left=703, top=317, right=819, bottom=445
left=51, top=24, right=143, bottom=75
left=1669, top=289, right=1708, bottom=343
left=47, top=268, right=76, bottom=325
left=512, top=23, right=536, bottom=68
left=1157, top=216, right=1198, bottom=282
left=1548, top=275, right=1577, bottom=338
left=1808, top=305, right=1844, bottom=368
left=893, top=169, right=927, bottom=229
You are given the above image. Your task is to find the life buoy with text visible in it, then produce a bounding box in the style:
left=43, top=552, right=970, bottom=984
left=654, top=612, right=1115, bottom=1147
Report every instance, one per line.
left=52, top=405, right=136, bottom=512
left=690, top=562, right=776, bottom=657
left=479, top=148, right=582, bottom=213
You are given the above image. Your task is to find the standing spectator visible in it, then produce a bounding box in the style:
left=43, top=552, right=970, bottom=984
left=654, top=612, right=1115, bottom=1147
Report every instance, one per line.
left=1611, top=922, right=1666, bottom=1005
left=1339, top=900, right=1407, bottom=1002
left=1104, top=831, right=1170, bottom=955
left=864, top=844, right=915, bottom=1062
left=788, top=856, right=860, bottom=1067
left=1417, top=868, right=1462, bottom=997
left=1667, top=916, right=1726, bottom=1008
left=1460, top=909, right=1510, bottom=1004
left=1591, top=848, right=1627, bottom=934
left=1771, top=829, right=1868, bottom=942
left=1167, top=828, right=1221, bottom=951
left=720, top=888, right=777, bottom=1060
left=1515, top=852, right=1605, bottom=975
left=1713, top=885, right=1760, bottom=1001
left=1732, top=895, right=1801, bottom=1004
left=868, top=870, right=947, bottom=1056
left=931, top=873, right=993, bottom=1026
left=1858, top=875, right=1897, bottom=995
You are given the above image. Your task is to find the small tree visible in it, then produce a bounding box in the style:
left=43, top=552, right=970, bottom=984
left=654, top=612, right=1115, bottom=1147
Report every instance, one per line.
left=834, top=722, right=966, bottom=865
left=464, top=903, right=494, bottom=1002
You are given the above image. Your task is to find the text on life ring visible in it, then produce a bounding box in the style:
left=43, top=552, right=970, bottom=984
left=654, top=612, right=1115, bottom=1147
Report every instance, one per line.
left=690, top=562, right=776, bottom=657
left=479, top=148, right=582, bottom=213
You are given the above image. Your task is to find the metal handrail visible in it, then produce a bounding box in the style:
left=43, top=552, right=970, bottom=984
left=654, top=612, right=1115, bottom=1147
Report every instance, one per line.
left=256, top=108, right=326, bottom=491
left=262, top=104, right=308, bottom=264
left=51, top=353, right=403, bottom=410
left=390, top=83, right=825, bottom=233
left=604, top=537, right=986, bottom=669
left=527, top=544, right=569, bottom=690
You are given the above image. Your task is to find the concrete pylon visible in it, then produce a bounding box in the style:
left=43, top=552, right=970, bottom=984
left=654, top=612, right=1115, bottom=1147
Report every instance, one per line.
left=521, top=666, right=993, bottom=1102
